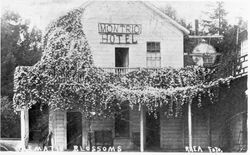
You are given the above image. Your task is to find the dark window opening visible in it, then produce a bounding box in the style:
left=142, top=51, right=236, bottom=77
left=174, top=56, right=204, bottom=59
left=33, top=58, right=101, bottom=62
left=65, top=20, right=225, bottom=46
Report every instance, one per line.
left=146, top=42, right=161, bottom=67
left=115, top=101, right=130, bottom=137
left=67, top=112, right=82, bottom=150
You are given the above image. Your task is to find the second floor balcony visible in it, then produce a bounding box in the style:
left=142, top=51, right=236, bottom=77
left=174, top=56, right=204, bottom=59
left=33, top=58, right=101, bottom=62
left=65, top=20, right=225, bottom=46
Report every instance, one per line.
left=218, top=54, right=248, bottom=78
left=101, top=54, right=248, bottom=78
left=41, top=54, right=247, bottom=85
left=100, top=67, right=162, bottom=75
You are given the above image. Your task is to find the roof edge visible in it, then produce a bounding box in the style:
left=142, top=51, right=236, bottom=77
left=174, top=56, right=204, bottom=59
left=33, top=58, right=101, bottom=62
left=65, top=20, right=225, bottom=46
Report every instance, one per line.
left=141, top=1, right=190, bottom=35
left=79, top=1, right=190, bottom=35
left=79, top=0, right=95, bottom=10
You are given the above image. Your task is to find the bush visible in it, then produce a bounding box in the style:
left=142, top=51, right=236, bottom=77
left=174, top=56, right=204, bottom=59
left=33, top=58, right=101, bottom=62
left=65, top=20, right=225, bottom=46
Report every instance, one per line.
left=1, top=96, right=21, bottom=138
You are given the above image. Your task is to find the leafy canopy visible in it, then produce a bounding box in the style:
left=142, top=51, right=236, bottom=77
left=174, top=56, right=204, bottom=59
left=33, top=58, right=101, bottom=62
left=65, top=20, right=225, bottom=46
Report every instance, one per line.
left=13, top=8, right=234, bottom=119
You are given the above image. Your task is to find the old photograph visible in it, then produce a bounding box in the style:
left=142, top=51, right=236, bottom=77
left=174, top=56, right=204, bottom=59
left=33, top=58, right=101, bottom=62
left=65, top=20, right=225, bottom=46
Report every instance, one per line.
left=0, top=0, right=248, bottom=153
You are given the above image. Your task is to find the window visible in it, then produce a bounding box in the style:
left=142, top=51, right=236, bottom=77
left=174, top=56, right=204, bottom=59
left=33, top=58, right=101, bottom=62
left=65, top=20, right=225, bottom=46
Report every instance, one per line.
left=146, top=42, right=161, bottom=67
left=115, top=101, right=130, bottom=137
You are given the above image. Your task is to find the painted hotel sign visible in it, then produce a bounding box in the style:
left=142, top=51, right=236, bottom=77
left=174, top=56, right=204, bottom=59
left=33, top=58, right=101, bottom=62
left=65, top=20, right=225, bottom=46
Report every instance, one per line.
left=98, top=23, right=142, bottom=44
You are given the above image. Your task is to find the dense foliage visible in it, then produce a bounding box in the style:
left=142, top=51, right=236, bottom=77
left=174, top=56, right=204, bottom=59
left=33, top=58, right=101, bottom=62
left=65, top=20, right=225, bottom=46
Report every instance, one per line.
left=1, top=96, right=21, bottom=138
left=13, top=8, right=235, bottom=119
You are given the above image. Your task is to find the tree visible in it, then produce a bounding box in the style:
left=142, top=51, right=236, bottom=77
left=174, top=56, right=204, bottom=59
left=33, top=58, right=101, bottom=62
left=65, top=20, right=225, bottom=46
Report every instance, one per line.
left=201, top=1, right=228, bottom=35
left=199, top=1, right=239, bottom=55
left=199, top=1, right=244, bottom=78
left=15, top=25, right=43, bottom=66
left=1, top=11, right=20, bottom=98
left=160, top=4, right=192, bottom=30
left=1, top=10, right=43, bottom=98
left=0, top=97, right=21, bottom=138
left=161, top=4, right=178, bottom=21
left=1, top=10, right=43, bottom=138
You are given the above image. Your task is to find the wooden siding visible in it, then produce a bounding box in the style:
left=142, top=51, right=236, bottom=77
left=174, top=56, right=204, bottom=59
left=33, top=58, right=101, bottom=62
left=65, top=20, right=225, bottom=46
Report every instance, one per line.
left=161, top=116, right=184, bottom=150
left=81, top=108, right=140, bottom=150
left=51, top=111, right=67, bottom=151
left=81, top=1, right=184, bottom=69
left=192, top=114, right=209, bottom=147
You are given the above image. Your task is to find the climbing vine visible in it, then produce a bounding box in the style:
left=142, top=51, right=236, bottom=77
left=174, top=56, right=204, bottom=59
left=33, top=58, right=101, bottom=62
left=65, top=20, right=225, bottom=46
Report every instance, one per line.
left=13, top=8, right=235, bottom=119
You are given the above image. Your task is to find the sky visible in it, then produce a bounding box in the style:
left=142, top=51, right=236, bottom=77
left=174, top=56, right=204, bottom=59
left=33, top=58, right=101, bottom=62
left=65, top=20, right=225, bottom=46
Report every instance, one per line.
left=1, top=0, right=249, bottom=32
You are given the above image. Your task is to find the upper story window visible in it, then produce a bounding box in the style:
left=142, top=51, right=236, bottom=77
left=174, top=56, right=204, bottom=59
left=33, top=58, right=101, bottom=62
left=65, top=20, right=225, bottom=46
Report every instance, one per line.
left=146, top=42, right=161, bottom=67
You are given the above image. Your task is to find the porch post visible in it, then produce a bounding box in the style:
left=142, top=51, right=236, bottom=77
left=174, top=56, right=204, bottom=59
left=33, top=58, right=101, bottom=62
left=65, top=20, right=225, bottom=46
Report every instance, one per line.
left=49, top=109, right=55, bottom=150
left=140, top=105, right=144, bottom=152
left=188, top=100, right=192, bottom=148
left=21, top=108, right=29, bottom=149
left=82, top=116, right=88, bottom=148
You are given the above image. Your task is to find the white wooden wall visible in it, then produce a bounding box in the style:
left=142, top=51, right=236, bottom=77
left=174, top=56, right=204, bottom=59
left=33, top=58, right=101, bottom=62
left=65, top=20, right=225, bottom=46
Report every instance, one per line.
left=50, top=1, right=186, bottom=150
left=49, top=110, right=67, bottom=151
left=81, top=1, right=184, bottom=68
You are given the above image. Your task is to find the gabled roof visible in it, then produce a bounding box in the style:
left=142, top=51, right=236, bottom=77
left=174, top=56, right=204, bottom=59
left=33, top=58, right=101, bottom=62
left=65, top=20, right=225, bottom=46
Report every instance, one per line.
left=140, top=1, right=190, bottom=35
left=80, top=1, right=190, bottom=35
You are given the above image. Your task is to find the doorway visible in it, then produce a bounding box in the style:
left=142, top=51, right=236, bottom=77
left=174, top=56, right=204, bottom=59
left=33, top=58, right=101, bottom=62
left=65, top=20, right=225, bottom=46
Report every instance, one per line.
left=115, top=48, right=129, bottom=67
left=67, top=112, right=82, bottom=150
left=146, top=112, right=160, bottom=150
left=29, top=103, right=48, bottom=143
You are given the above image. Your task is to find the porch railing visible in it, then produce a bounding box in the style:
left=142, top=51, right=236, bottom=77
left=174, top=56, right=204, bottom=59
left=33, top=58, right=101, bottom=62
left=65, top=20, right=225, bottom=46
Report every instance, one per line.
left=221, top=54, right=248, bottom=78
left=102, top=54, right=248, bottom=77
left=234, top=54, right=248, bottom=77
left=101, top=67, right=139, bottom=74
left=44, top=55, right=247, bottom=83
left=100, top=67, right=161, bottom=74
